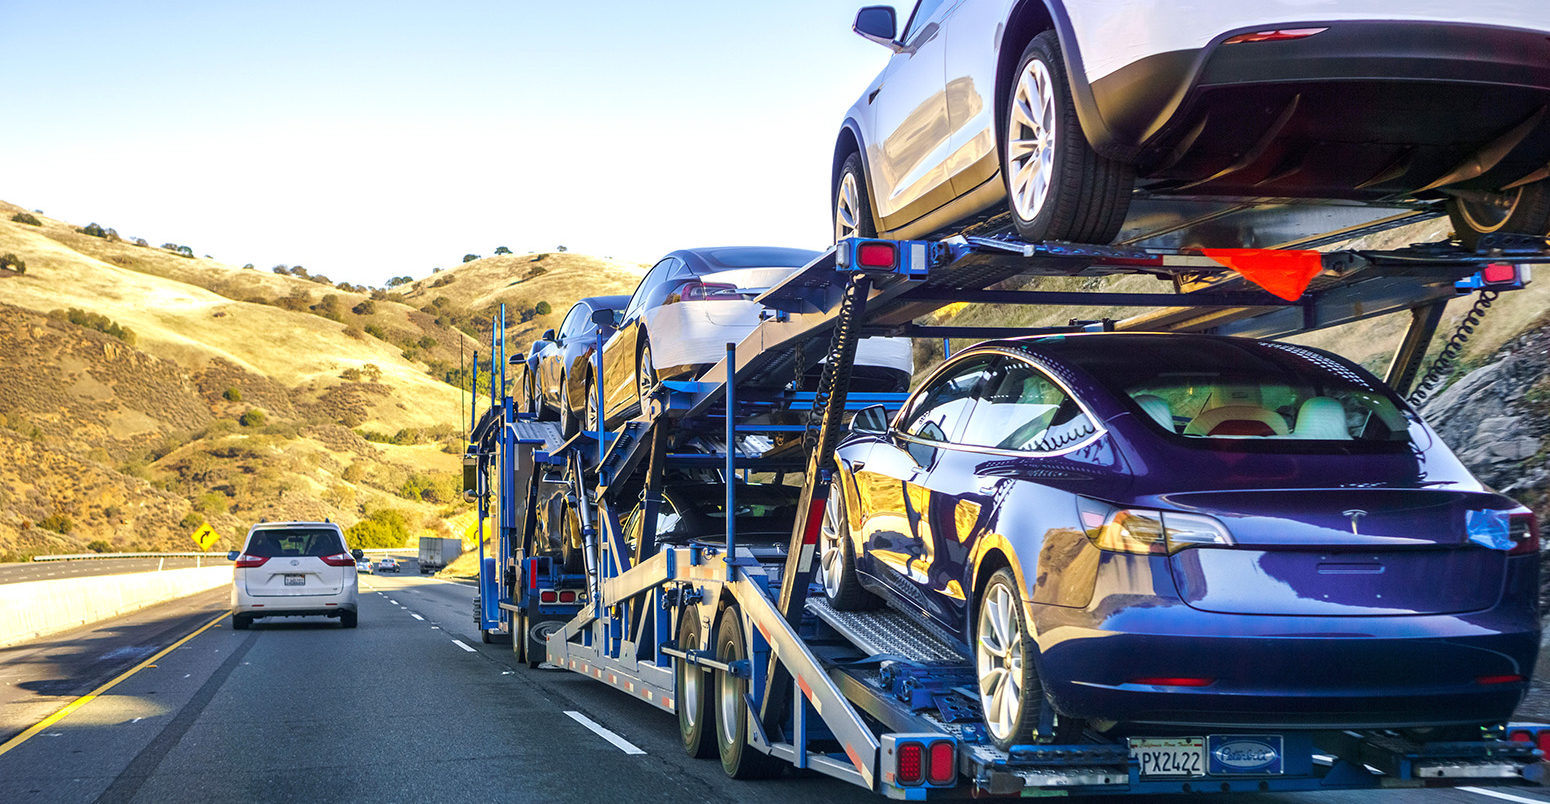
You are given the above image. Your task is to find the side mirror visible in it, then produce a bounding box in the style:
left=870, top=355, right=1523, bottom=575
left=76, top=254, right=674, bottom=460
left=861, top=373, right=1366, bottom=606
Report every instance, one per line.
left=851, top=404, right=890, bottom=435
left=226, top=550, right=239, bottom=561
left=540, top=328, right=557, bottom=342
left=853, top=6, right=899, bottom=49
left=591, top=308, right=616, bottom=327
left=351, top=549, right=364, bottom=560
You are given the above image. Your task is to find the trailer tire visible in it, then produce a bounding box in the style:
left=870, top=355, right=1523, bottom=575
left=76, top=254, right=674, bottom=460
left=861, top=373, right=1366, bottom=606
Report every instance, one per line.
left=714, top=610, right=782, bottom=779
left=676, top=614, right=716, bottom=758
left=527, top=619, right=563, bottom=669
left=513, top=611, right=528, bottom=665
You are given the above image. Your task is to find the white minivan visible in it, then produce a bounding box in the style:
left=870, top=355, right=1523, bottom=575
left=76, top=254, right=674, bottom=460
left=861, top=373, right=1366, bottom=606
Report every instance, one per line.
left=229, top=521, right=361, bottom=629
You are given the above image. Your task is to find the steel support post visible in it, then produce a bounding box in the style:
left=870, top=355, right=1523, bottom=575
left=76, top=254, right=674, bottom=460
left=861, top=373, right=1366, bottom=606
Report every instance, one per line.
left=1385, top=300, right=1448, bottom=396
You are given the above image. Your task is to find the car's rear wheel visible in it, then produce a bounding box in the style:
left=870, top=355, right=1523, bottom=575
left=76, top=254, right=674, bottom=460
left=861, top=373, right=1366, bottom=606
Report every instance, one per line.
left=560, top=501, right=586, bottom=574
left=637, top=338, right=658, bottom=414
left=714, top=610, right=782, bottom=779
left=231, top=613, right=251, bottom=630
left=676, top=613, right=716, bottom=758
left=341, top=611, right=357, bottom=628
left=560, top=372, right=580, bottom=437
left=1447, top=181, right=1550, bottom=249
left=976, top=568, right=1082, bottom=750
left=1004, top=32, right=1132, bottom=244
left=834, top=152, right=877, bottom=242
left=819, top=481, right=882, bottom=611
left=583, top=373, right=601, bottom=433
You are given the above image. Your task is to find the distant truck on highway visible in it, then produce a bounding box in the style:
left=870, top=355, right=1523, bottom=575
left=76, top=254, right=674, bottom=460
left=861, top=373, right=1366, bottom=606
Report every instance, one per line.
left=417, top=536, right=462, bottom=575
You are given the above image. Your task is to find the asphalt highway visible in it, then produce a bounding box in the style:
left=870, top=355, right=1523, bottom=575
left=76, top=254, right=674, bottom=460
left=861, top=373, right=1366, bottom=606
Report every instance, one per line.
left=3, top=575, right=1549, bottom=804
left=0, top=557, right=219, bottom=585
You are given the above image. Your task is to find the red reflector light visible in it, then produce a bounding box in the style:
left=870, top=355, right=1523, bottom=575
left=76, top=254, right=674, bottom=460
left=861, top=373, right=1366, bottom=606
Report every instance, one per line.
left=539, top=590, right=558, bottom=604
left=234, top=554, right=269, bottom=568
left=1131, top=677, right=1214, bottom=687
left=1509, top=513, right=1540, bottom=556
left=856, top=242, right=897, bottom=269
left=1482, top=263, right=1518, bottom=284
left=896, top=742, right=924, bottom=785
left=1224, top=27, right=1327, bottom=44
left=559, top=591, right=577, bottom=603
left=1538, top=731, right=1550, bottom=754
left=1477, top=674, right=1525, bottom=685
left=801, top=495, right=827, bottom=546
left=1510, top=730, right=1534, bottom=742
left=319, top=552, right=356, bottom=567
left=927, top=740, right=956, bottom=785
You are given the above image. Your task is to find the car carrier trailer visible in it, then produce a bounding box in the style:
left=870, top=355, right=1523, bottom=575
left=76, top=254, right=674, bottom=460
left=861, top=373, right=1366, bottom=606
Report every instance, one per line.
left=463, top=224, right=1550, bottom=798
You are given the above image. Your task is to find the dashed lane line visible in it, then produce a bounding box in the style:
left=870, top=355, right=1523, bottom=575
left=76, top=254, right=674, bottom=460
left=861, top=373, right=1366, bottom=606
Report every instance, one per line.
left=564, top=711, right=645, bottom=755
left=410, top=613, right=424, bottom=621
left=451, top=639, right=477, bottom=653
left=1460, top=787, right=1550, bottom=804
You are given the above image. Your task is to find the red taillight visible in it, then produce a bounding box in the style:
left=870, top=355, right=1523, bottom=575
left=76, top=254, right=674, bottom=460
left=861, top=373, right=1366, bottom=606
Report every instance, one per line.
left=1131, top=677, right=1214, bottom=687
left=235, top=554, right=269, bottom=568
left=674, top=281, right=740, bottom=302
left=1224, top=27, right=1327, bottom=44
left=926, top=740, right=955, bottom=785
left=1482, top=263, right=1519, bottom=284
left=1509, top=513, right=1540, bottom=556
left=540, top=590, right=558, bottom=604
left=558, top=590, right=577, bottom=603
left=896, top=742, right=924, bottom=785
left=1510, top=730, right=1534, bottom=742
left=320, top=552, right=355, bottom=567
left=1537, top=731, right=1550, bottom=755
left=1477, top=674, right=1525, bottom=685
left=856, top=242, right=897, bottom=269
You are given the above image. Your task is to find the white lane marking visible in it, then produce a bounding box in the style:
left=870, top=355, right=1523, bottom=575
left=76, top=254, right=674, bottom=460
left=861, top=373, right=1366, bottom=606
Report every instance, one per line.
left=1460, top=788, right=1550, bottom=804
left=451, top=639, right=477, bottom=653
left=564, top=711, right=645, bottom=755
left=410, top=613, right=424, bottom=621
left=388, top=600, right=398, bottom=604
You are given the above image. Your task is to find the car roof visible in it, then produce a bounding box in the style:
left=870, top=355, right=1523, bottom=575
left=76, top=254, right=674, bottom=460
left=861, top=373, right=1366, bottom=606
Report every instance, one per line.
left=668, top=246, right=820, bottom=274
left=578, top=294, right=631, bottom=311
left=248, top=521, right=341, bottom=531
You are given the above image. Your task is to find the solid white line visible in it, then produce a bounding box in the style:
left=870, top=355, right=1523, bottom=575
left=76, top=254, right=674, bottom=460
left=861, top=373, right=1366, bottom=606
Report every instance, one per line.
left=1460, top=787, right=1550, bottom=804
left=410, top=613, right=424, bottom=621
left=564, top=711, right=645, bottom=755
left=450, top=639, right=477, bottom=653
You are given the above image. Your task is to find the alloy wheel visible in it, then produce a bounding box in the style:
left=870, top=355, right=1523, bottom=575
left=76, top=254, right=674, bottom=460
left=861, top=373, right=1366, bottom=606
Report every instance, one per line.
left=835, top=171, right=864, bottom=241
left=1455, top=187, right=1522, bottom=233
left=819, top=492, right=843, bottom=598
left=584, top=379, right=600, bottom=433
left=1007, top=58, right=1058, bottom=222
left=637, top=343, right=657, bottom=408
left=976, top=581, right=1024, bottom=742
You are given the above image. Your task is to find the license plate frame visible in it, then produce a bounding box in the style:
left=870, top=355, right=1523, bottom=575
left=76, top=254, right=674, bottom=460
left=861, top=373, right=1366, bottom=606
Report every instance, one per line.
left=1206, top=734, right=1284, bottom=776
left=283, top=574, right=305, bottom=586
left=1129, top=737, right=1207, bottom=778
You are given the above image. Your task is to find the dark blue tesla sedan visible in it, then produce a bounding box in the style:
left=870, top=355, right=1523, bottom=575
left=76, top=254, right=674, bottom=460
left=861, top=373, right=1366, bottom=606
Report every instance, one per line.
left=821, top=333, right=1540, bottom=750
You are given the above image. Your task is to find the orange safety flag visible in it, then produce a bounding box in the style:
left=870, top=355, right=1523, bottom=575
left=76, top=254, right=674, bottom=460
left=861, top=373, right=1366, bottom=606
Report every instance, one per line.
left=1200, top=248, right=1323, bottom=301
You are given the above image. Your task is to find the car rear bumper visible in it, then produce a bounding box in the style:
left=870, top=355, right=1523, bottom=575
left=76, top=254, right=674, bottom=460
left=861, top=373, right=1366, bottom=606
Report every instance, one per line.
left=1037, top=605, right=1539, bottom=728
left=233, top=589, right=357, bottom=616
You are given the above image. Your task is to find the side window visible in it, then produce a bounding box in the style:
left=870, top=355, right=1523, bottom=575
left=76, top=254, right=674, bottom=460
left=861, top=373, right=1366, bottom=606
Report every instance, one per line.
left=625, top=260, right=672, bottom=320
left=642, top=258, right=688, bottom=311
left=897, top=356, right=993, bottom=443
left=902, top=0, right=950, bottom=43
left=958, top=358, right=1095, bottom=452
left=558, top=306, right=584, bottom=341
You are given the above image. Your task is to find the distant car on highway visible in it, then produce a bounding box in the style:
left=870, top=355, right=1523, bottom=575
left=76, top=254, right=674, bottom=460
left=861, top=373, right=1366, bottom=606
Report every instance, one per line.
left=356, top=559, right=372, bottom=574
left=835, top=2, right=1550, bottom=247
left=589, top=246, right=913, bottom=430
left=377, top=557, right=400, bottom=574
left=229, top=522, right=361, bottom=629
left=522, top=295, right=630, bottom=431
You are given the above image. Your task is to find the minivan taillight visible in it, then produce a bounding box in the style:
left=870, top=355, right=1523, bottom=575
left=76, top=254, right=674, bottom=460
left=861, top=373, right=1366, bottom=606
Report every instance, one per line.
left=1508, top=513, right=1540, bottom=556
left=235, top=554, right=269, bottom=568
left=320, top=552, right=356, bottom=567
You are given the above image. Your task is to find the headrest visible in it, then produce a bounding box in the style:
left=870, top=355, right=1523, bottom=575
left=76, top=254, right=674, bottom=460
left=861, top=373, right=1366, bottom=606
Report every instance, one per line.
left=1185, top=404, right=1289, bottom=437
left=1293, top=396, right=1350, bottom=439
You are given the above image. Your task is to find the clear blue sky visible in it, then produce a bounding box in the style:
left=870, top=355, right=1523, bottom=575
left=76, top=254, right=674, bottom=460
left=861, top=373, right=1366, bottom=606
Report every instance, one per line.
left=0, top=1, right=897, bottom=284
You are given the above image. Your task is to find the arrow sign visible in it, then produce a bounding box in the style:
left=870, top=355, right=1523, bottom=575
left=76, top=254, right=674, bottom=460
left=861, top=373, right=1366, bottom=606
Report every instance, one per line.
left=190, top=522, right=220, bottom=551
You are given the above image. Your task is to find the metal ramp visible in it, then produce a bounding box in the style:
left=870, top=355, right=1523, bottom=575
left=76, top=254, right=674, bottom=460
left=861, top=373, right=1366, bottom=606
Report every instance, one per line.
left=806, top=597, right=960, bottom=664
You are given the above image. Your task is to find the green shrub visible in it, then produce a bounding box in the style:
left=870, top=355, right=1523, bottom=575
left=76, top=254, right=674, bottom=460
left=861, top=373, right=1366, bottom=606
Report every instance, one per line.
left=462, top=254, right=480, bottom=263
left=345, top=507, right=411, bottom=549
left=340, top=367, right=363, bottom=382
left=386, top=276, right=412, bottom=287
left=87, top=539, right=111, bottom=553
left=10, top=212, right=40, bottom=225
left=223, top=387, right=242, bottom=402
left=53, top=308, right=135, bottom=344
left=239, top=409, right=266, bottom=427
left=363, top=364, right=382, bottom=382
left=79, top=222, right=108, bottom=238
left=364, top=324, right=388, bottom=340
left=534, top=300, right=552, bottom=316
left=417, top=335, right=437, bottom=350
left=39, top=513, right=73, bottom=534
left=195, top=492, right=230, bottom=514
left=0, top=253, right=25, bottom=273
left=494, top=246, right=511, bottom=255
left=351, top=300, right=375, bottom=315
left=179, top=512, right=202, bottom=530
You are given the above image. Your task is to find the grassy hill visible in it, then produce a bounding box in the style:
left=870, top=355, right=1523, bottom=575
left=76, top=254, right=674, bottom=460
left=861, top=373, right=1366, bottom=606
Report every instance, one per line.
left=0, top=202, right=641, bottom=559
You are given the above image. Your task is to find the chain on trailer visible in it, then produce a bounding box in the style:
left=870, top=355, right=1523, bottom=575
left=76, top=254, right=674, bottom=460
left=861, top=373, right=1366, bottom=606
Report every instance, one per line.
left=467, top=229, right=1549, bottom=799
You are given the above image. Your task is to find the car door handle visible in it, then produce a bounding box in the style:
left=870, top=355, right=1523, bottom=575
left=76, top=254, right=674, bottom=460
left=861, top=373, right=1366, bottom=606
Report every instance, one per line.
left=868, top=87, right=883, bottom=103
left=849, top=460, right=866, bottom=473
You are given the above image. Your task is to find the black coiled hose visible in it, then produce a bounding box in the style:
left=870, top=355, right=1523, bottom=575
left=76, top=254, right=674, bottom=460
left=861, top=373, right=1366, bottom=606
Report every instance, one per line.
left=1406, top=289, right=1498, bottom=407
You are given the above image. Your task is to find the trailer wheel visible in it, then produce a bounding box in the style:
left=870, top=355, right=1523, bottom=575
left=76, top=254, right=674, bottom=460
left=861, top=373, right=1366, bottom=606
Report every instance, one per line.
left=513, top=611, right=528, bottom=665
left=527, top=619, right=563, bottom=669
left=819, top=482, right=882, bottom=611
left=714, top=610, right=781, bottom=779
left=975, top=568, right=1082, bottom=750
left=675, top=614, right=716, bottom=758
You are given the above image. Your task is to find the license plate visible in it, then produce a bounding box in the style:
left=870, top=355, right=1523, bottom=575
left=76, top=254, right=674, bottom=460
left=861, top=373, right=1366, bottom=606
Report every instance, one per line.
left=1207, top=735, right=1283, bottom=775
left=284, top=574, right=305, bottom=586
left=1130, top=737, right=1206, bottom=777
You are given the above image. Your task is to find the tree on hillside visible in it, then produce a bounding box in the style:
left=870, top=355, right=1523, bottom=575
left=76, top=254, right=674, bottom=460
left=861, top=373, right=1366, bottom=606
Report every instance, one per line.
left=0, top=253, right=25, bottom=274
left=243, top=263, right=255, bottom=270
left=462, top=254, right=480, bottom=263
left=175, top=245, right=194, bottom=258
left=494, top=246, right=511, bottom=255
left=385, top=276, right=412, bottom=287
left=352, top=300, right=376, bottom=315
left=79, top=222, right=107, bottom=238
left=10, top=212, right=40, bottom=225
left=534, top=300, right=551, bottom=316
left=272, top=265, right=289, bottom=274
left=291, top=265, right=308, bottom=278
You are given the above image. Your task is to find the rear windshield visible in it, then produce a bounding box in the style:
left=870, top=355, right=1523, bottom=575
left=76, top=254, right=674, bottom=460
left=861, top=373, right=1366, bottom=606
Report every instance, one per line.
left=245, top=528, right=345, bottom=557
left=693, top=247, right=818, bottom=269
left=1046, top=337, right=1413, bottom=446
left=637, top=484, right=800, bottom=543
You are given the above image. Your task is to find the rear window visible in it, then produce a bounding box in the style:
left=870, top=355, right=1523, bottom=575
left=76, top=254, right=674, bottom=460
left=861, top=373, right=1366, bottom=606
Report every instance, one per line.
left=692, top=247, right=818, bottom=269
left=634, top=484, right=800, bottom=543
left=245, top=528, right=345, bottom=557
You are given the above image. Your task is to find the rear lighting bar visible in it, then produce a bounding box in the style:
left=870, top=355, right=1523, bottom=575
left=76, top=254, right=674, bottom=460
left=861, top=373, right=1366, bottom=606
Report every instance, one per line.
left=1477, top=675, right=1525, bottom=685
left=668, top=280, right=742, bottom=303
left=883, top=735, right=957, bottom=788
left=1078, top=499, right=1234, bottom=555
left=1131, top=677, right=1215, bottom=687
left=1508, top=513, right=1540, bottom=556
left=1508, top=726, right=1550, bottom=755
left=1224, top=27, right=1327, bottom=44
left=320, top=552, right=356, bottom=567
left=234, top=554, right=269, bottom=568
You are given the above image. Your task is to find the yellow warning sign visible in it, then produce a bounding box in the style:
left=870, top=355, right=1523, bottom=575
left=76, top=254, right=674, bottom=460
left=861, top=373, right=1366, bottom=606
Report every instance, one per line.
left=190, top=522, right=220, bottom=550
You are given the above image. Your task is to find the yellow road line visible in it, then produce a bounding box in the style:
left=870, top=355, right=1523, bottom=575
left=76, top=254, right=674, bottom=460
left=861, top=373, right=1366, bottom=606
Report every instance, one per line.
left=0, top=609, right=229, bottom=758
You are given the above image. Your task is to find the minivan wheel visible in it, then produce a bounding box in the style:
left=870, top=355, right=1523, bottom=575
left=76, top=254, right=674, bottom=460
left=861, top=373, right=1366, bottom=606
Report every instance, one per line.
left=1003, top=32, right=1132, bottom=244
left=976, top=568, right=1082, bottom=750
left=340, top=611, right=358, bottom=629
left=1447, top=181, right=1550, bottom=249
left=834, top=152, right=877, bottom=242
left=232, top=613, right=252, bottom=630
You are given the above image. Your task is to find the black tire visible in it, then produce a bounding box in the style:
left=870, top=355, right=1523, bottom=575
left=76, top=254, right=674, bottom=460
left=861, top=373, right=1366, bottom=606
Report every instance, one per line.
left=527, top=619, right=562, bottom=669
left=481, top=628, right=493, bottom=644
left=834, top=151, right=878, bottom=242
left=513, top=611, right=528, bottom=665
left=714, top=610, right=782, bottom=779
left=231, top=613, right=251, bottom=630
left=340, top=611, right=358, bottom=629
left=1448, top=180, right=1550, bottom=249
left=583, top=373, right=601, bottom=434
left=976, top=568, right=1083, bottom=750
left=1003, top=31, right=1132, bottom=244
left=819, top=482, right=883, bottom=611
left=559, top=372, right=580, bottom=437
left=636, top=337, right=658, bottom=415
left=676, top=613, right=716, bottom=758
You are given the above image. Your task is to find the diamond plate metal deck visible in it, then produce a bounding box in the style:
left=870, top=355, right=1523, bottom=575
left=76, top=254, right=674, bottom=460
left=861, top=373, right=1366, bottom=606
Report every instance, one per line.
left=510, top=420, right=565, bottom=448
left=805, top=596, right=962, bottom=663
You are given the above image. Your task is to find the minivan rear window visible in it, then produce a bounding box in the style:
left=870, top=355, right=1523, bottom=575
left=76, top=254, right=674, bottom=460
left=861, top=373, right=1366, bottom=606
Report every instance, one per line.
left=245, top=528, right=344, bottom=557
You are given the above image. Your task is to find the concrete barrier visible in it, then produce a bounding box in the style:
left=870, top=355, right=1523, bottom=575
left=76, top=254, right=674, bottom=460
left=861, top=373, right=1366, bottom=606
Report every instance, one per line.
left=0, top=566, right=233, bottom=648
